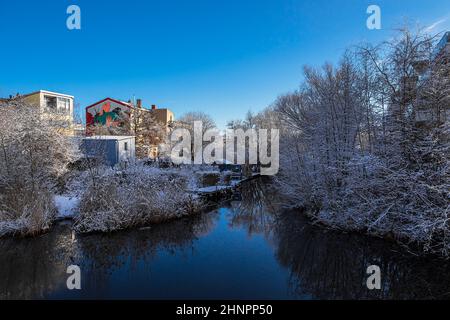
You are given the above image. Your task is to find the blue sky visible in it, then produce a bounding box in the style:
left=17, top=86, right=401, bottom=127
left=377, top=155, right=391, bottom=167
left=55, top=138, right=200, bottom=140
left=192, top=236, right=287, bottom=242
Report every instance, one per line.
left=0, top=0, right=449, bottom=128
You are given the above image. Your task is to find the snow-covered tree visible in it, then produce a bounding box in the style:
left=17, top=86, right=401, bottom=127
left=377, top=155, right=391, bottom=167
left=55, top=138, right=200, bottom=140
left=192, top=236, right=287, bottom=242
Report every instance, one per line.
left=0, top=99, right=78, bottom=237
left=129, top=106, right=167, bottom=158
left=247, top=26, right=450, bottom=256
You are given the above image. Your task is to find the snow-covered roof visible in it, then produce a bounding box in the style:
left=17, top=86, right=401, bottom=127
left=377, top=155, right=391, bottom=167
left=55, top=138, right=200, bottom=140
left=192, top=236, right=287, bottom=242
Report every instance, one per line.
left=214, top=159, right=234, bottom=165
left=83, top=135, right=135, bottom=141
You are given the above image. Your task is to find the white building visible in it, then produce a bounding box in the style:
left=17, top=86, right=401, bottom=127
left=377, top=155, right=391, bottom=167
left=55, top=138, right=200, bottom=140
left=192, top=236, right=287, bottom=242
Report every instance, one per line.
left=81, top=136, right=136, bottom=166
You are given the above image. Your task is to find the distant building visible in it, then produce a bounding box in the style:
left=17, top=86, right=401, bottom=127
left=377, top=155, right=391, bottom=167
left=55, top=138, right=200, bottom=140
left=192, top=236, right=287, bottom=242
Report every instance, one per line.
left=433, top=31, right=450, bottom=62
left=86, top=98, right=174, bottom=131
left=81, top=136, right=135, bottom=166
left=149, top=103, right=175, bottom=126
left=73, top=123, right=86, bottom=137
left=0, top=90, right=75, bottom=135
left=415, top=31, right=450, bottom=124
left=85, top=97, right=174, bottom=158
left=388, top=32, right=450, bottom=126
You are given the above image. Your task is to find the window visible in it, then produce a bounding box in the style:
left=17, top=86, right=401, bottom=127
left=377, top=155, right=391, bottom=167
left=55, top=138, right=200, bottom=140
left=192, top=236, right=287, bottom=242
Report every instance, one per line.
left=44, top=96, right=57, bottom=110
left=57, top=97, right=70, bottom=114
left=44, top=95, right=71, bottom=114
left=124, top=142, right=128, bottom=151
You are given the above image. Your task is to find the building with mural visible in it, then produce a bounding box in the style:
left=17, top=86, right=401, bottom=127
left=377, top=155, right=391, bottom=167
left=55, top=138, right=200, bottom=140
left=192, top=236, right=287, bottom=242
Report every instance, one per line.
left=85, top=98, right=133, bottom=134
left=85, top=97, right=174, bottom=158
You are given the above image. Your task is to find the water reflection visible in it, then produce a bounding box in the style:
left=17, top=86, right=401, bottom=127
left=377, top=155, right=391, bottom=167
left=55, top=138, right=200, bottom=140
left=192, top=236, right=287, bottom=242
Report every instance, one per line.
left=230, top=178, right=450, bottom=299
left=1, top=178, right=450, bottom=299
left=273, top=212, right=450, bottom=299
left=79, top=212, right=216, bottom=273
left=71, top=211, right=219, bottom=299
left=0, top=213, right=218, bottom=299
left=0, top=222, right=75, bottom=299
left=229, top=176, right=279, bottom=236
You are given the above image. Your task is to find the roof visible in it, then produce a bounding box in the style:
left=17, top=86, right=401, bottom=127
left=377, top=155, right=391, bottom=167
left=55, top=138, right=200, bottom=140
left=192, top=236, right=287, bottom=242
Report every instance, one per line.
left=214, top=159, right=234, bottom=165
left=85, top=97, right=173, bottom=114
left=36, top=90, right=74, bottom=99
left=83, top=135, right=135, bottom=141
left=0, top=90, right=74, bottom=100
left=433, top=31, right=450, bottom=58
left=85, top=97, right=133, bottom=110
left=151, top=107, right=172, bottom=112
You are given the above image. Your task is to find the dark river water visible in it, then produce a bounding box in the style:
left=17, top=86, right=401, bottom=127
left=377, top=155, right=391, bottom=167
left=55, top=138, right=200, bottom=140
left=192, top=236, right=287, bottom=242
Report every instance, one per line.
left=1, top=179, right=450, bottom=299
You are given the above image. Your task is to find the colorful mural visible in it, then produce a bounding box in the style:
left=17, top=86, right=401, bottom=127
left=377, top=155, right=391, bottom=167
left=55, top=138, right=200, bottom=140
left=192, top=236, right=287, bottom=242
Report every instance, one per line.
left=86, top=99, right=131, bottom=134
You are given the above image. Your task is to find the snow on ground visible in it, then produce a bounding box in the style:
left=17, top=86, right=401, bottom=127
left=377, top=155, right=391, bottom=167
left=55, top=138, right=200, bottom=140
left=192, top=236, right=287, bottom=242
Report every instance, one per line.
left=54, top=195, right=79, bottom=219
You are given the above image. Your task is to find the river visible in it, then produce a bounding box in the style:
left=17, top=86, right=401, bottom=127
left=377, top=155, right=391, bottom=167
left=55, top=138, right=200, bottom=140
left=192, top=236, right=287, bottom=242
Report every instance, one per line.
left=1, top=179, right=450, bottom=299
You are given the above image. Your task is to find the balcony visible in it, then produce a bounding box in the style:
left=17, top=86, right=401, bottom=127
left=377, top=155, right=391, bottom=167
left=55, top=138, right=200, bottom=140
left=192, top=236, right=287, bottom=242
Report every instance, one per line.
left=43, top=95, right=71, bottom=115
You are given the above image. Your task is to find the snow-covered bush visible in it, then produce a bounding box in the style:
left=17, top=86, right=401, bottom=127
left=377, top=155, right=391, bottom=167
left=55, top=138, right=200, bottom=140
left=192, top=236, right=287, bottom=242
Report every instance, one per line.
left=0, top=189, right=56, bottom=237
left=73, top=164, right=204, bottom=233
left=0, top=100, right=77, bottom=237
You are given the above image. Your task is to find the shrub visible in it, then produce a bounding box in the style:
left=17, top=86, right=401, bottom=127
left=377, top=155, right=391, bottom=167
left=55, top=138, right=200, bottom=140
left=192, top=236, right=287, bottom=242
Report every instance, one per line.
left=73, top=165, right=203, bottom=233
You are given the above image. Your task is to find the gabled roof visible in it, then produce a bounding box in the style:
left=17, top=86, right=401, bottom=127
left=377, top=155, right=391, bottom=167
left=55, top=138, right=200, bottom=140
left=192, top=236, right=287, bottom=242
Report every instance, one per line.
left=83, top=135, right=135, bottom=141
left=433, top=31, right=450, bottom=59
left=85, top=97, right=134, bottom=110
left=85, top=97, right=173, bottom=114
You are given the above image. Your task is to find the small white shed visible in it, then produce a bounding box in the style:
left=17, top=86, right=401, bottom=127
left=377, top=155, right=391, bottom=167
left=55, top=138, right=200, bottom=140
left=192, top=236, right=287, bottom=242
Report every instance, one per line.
left=81, top=136, right=135, bottom=166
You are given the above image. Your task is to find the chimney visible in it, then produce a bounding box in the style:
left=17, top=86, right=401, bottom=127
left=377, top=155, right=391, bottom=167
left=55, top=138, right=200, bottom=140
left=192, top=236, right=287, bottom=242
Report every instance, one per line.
left=151, top=104, right=157, bottom=110
left=137, top=99, right=142, bottom=108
